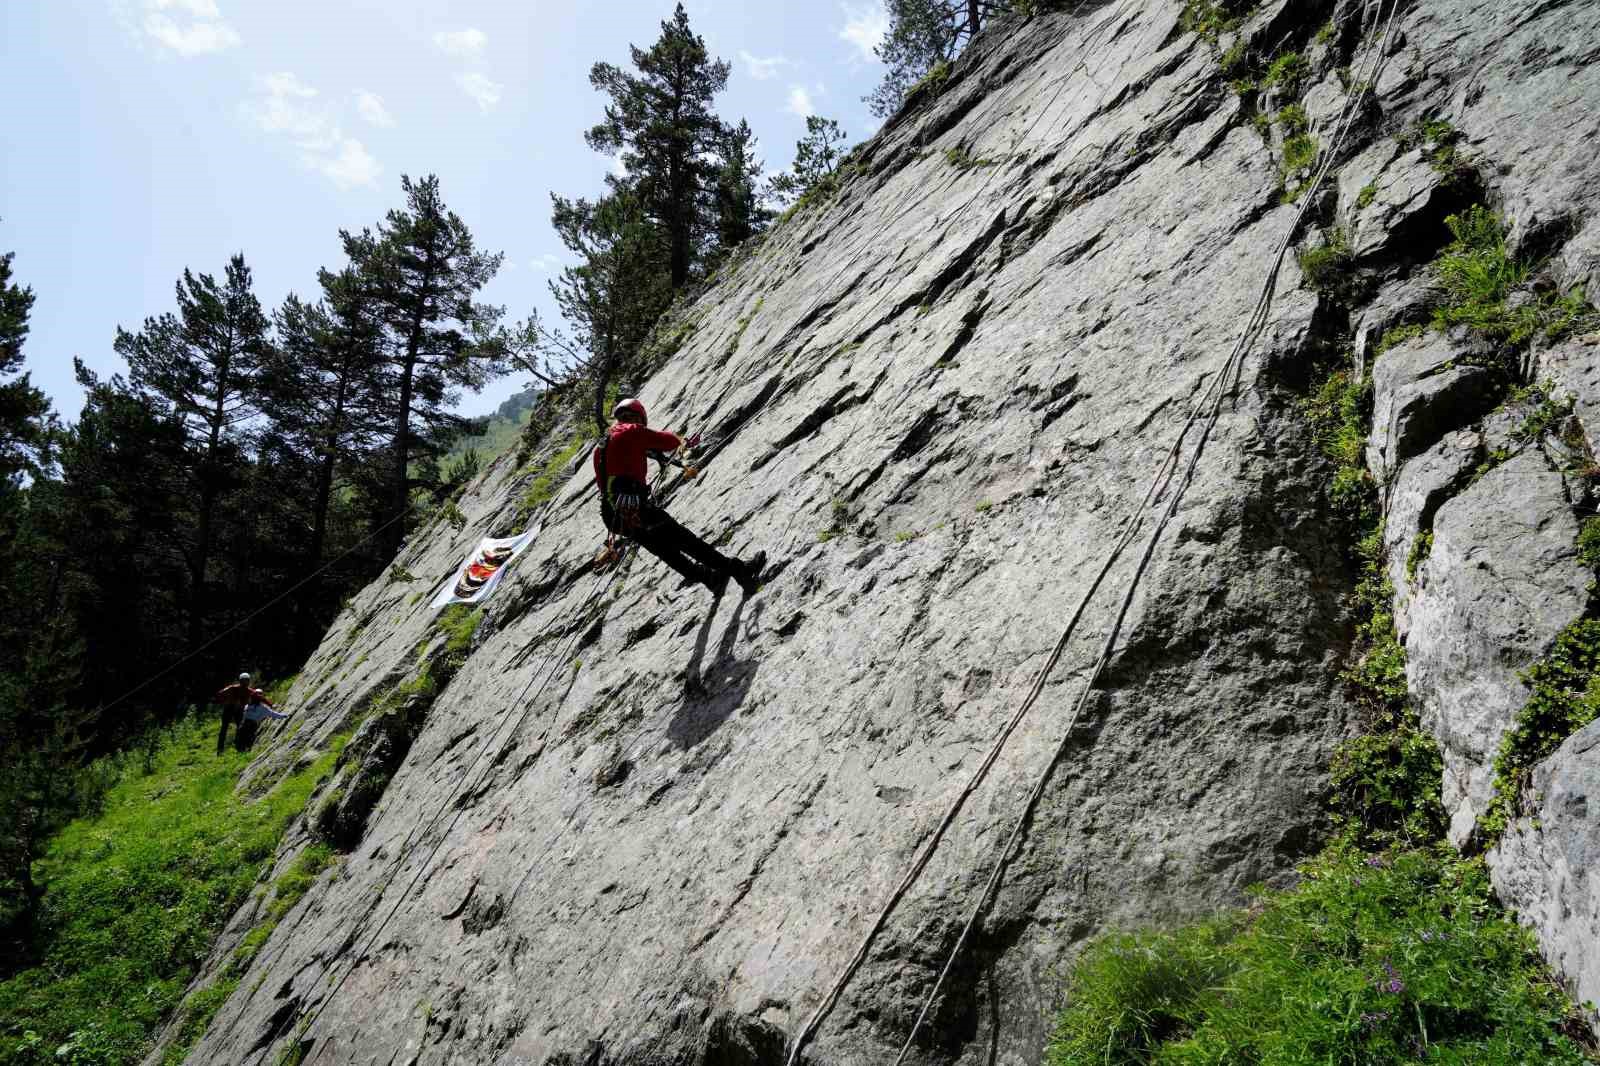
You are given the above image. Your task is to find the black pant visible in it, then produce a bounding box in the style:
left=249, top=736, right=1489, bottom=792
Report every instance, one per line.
left=235, top=718, right=260, bottom=752
left=216, top=705, right=239, bottom=755
left=623, top=506, right=738, bottom=586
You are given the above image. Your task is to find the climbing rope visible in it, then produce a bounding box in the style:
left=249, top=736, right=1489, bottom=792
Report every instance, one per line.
left=786, top=1, right=1406, bottom=1062
left=285, top=547, right=628, bottom=1064
left=281, top=424, right=714, bottom=1063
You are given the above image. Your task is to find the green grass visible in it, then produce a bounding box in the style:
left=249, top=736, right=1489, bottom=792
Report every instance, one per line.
left=1046, top=847, right=1593, bottom=1065
left=909, top=60, right=950, bottom=99
left=1180, top=0, right=1253, bottom=46
left=1261, top=51, right=1308, bottom=95
left=435, top=605, right=484, bottom=671
left=0, top=715, right=344, bottom=1065
left=818, top=498, right=854, bottom=543
left=509, top=435, right=586, bottom=529
left=1431, top=206, right=1536, bottom=347
left=1297, top=228, right=1354, bottom=298
left=1277, top=105, right=1319, bottom=200
left=943, top=147, right=997, bottom=171
left=1405, top=529, right=1433, bottom=584
left=1481, top=619, right=1600, bottom=846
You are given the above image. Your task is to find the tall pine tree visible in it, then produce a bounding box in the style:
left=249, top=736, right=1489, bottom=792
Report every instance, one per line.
left=713, top=119, right=771, bottom=251
left=546, top=189, right=673, bottom=432
left=345, top=175, right=505, bottom=559
left=113, top=254, right=269, bottom=647
left=585, top=3, right=731, bottom=288
left=266, top=266, right=388, bottom=571
left=0, top=250, right=53, bottom=489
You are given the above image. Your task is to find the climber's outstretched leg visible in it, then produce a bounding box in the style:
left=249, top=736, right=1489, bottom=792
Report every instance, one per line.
left=636, top=507, right=765, bottom=596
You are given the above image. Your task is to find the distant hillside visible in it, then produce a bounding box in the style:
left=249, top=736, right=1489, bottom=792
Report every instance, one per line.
left=447, top=387, right=538, bottom=467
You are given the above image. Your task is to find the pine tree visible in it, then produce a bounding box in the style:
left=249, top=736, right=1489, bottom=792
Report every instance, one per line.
left=0, top=250, right=53, bottom=489
left=345, top=175, right=505, bottom=559
left=767, top=116, right=850, bottom=206
left=713, top=119, right=771, bottom=251
left=546, top=190, right=672, bottom=432
left=113, top=253, right=269, bottom=647
left=866, top=0, right=1007, bottom=118
left=585, top=3, right=731, bottom=288
left=266, top=266, right=388, bottom=571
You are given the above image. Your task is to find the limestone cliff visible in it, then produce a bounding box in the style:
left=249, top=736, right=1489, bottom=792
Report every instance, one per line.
left=153, top=1, right=1600, bottom=1063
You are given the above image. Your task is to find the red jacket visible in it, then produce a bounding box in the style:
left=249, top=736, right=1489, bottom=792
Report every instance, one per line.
left=593, top=422, right=681, bottom=500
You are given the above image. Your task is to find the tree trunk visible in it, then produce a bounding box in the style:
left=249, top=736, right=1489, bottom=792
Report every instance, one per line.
left=308, top=362, right=352, bottom=570
left=390, top=350, right=416, bottom=561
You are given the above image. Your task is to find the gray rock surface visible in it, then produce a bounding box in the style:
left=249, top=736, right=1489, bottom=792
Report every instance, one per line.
left=1491, top=719, right=1600, bottom=1032
left=149, top=1, right=1600, bottom=1063
left=1366, top=332, right=1497, bottom=482
left=1541, top=335, right=1600, bottom=446
left=1380, top=428, right=1478, bottom=639
left=1405, top=449, right=1589, bottom=847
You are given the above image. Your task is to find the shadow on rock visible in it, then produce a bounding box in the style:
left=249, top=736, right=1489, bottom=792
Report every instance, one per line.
left=670, top=596, right=758, bottom=749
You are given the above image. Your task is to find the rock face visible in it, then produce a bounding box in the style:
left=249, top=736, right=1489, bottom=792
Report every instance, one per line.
left=1492, top=720, right=1600, bottom=1030
left=158, top=2, right=1600, bottom=1064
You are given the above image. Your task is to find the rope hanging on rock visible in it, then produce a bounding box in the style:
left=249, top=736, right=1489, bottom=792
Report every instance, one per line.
left=787, top=1, right=1406, bottom=1062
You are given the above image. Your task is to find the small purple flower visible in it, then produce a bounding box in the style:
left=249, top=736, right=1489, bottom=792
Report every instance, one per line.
left=1378, top=959, right=1406, bottom=995
left=1365, top=856, right=1388, bottom=869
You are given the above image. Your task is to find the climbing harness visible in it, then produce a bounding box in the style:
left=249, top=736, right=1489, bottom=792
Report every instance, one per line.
left=784, top=1, right=1408, bottom=1063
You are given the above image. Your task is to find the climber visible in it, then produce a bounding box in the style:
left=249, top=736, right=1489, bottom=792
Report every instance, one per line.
left=593, top=397, right=766, bottom=597
left=212, top=672, right=255, bottom=755
left=236, top=691, right=292, bottom=752
left=213, top=673, right=293, bottom=753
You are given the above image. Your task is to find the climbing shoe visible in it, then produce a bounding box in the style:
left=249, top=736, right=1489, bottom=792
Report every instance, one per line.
left=735, top=551, right=767, bottom=595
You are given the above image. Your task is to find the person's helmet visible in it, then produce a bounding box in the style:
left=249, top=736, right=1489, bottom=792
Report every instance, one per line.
left=239, top=672, right=251, bottom=682
left=613, top=397, right=648, bottom=425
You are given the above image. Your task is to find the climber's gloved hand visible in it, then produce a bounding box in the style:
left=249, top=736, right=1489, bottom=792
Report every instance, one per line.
left=686, top=432, right=702, bottom=450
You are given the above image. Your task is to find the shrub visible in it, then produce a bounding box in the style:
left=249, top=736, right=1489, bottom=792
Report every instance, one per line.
left=1046, top=921, right=1237, bottom=1065
left=1481, top=619, right=1600, bottom=844
left=1261, top=51, right=1308, bottom=95
left=1297, top=228, right=1354, bottom=298
left=1046, top=848, right=1592, bottom=1065
left=1404, top=529, right=1433, bottom=583
left=1431, top=206, right=1535, bottom=345
left=1179, top=0, right=1254, bottom=46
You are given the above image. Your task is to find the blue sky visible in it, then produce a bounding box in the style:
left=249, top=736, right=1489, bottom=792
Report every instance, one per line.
left=0, top=0, right=892, bottom=421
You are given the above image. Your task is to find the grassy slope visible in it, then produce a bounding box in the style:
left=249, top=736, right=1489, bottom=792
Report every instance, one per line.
left=0, top=715, right=340, bottom=1065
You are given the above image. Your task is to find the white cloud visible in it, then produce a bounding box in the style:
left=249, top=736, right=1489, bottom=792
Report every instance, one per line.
left=131, top=0, right=241, bottom=56
left=786, top=85, right=816, bottom=117
left=610, top=154, right=628, bottom=179
left=314, top=138, right=382, bottom=190
left=738, top=50, right=791, bottom=81
left=839, top=2, right=889, bottom=63
left=530, top=254, right=563, bottom=272
left=243, top=73, right=382, bottom=190
left=455, top=72, right=503, bottom=112
left=149, top=0, right=220, bottom=14
left=354, top=90, right=395, bottom=127
left=433, top=27, right=488, bottom=59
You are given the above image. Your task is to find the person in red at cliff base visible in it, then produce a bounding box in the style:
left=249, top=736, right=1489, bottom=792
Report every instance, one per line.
left=593, top=397, right=765, bottom=597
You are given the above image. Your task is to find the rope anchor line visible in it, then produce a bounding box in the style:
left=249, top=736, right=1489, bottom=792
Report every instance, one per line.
left=786, top=1, right=1405, bottom=1062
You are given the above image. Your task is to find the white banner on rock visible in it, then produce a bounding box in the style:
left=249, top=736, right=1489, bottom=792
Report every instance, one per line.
left=430, top=526, right=540, bottom=610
